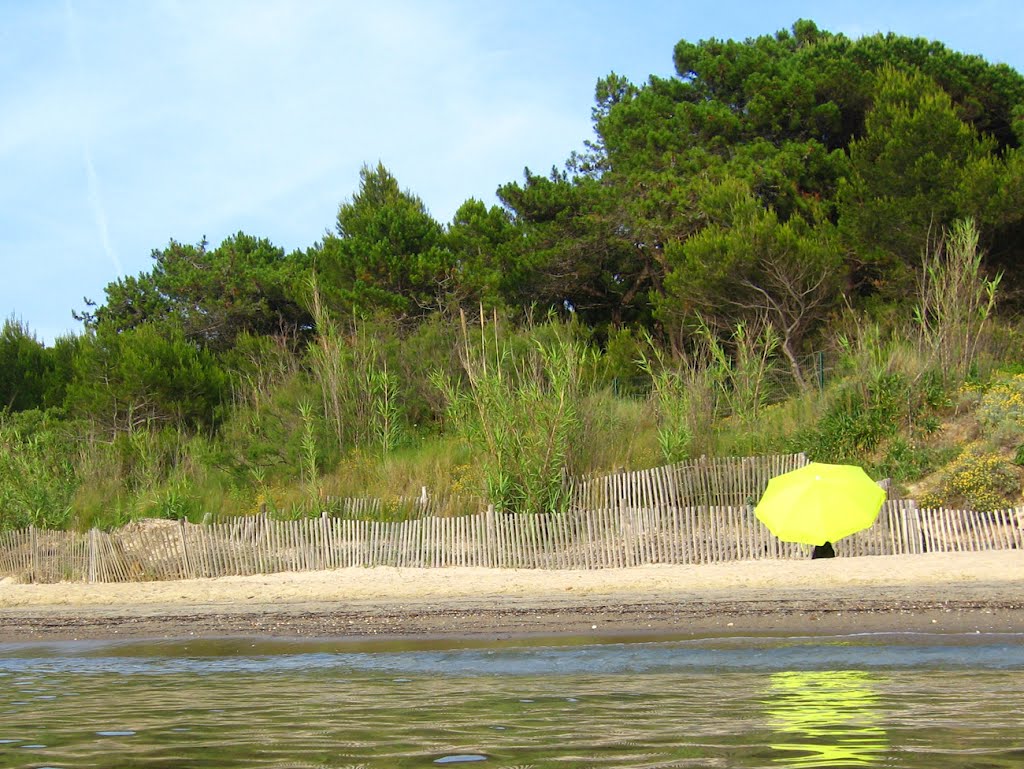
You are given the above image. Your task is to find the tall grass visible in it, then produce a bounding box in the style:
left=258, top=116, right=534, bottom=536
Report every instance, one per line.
left=434, top=311, right=591, bottom=514
left=637, top=318, right=780, bottom=462
left=916, top=217, right=1001, bottom=382
left=306, top=283, right=409, bottom=456
left=0, top=410, right=76, bottom=529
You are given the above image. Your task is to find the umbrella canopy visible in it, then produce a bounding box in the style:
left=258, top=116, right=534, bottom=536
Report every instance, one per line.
left=755, top=462, right=885, bottom=545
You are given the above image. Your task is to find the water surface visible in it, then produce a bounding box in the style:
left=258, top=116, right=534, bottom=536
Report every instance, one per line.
left=1, top=633, right=1022, bottom=768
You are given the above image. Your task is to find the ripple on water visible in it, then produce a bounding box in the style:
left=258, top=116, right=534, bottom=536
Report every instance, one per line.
left=0, top=638, right=1021, bottom=769
left=434, top=755, right=488, bottom=764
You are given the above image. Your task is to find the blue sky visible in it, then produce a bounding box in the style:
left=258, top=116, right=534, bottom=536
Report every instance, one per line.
left=3, top=0, right=1023, bottom=344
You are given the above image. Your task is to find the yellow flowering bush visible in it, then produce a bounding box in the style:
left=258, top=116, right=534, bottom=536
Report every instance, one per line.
left=922, top=444, right=1020, bottom=511
left=448, top=463, right=474, bottom=495
left=977, top=373, right=1024, bottom=428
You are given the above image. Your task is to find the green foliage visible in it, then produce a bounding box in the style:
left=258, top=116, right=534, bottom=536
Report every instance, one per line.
left=640, top=364, right=692, bottom=464
left=212, top=368, right=331, bottom=489
left=222, top=331, right=301, bottom=414
left=594, top=20, right=1024, bottom=329
left=388, top=312, right=463, bottom=428
left=67, top=321, right=229, bottom=436
left=914, top=218, right=1001, bottom=381
left=976, top=372, right=1024, bottom=447
left=435, top=317, right=590, bottom=514
left=298, top=400, right=321, bottom=499
left=67, top=427, right=252, bottom=529
left=574, top=389, right=658, bottom=472
left=637, top=334, right=725, bottom=462
left=94, top=233, right=312, bottom=351
left=7, top=20, right=1024, bottom=531
left=800, top=330, right=950, bottom=465
left=0, top=410, right=77, bottom=530
left=593, top=325, right=649, bottom=396
left=318, top=163, right=451, bottom=318
left=872, top=438, right=941, bottom=483
left=305, top=287, right=410, bottom=455
left=712, top=388, right=824, bottom=458
left=367, top=365, right=404, bottom=455
left=977, top=375, right=1024, bottom=426
left=808, top=375, right=904, bottom=462
left=840, top=69, right=1006, bottom=293
left=693, top=316, right=780, bottom=424
left=446, top=198, right=519, bottom=310
left=0, top=318, right=48, bottom=412
left=497, top=170, right=658, bottom=327
left=660, top=181, right=843, bottom=387
left=0, top=320, right=76, bottom=412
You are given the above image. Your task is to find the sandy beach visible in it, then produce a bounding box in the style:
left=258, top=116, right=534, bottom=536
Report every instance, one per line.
left=2, top=550, right=1023, bottom=642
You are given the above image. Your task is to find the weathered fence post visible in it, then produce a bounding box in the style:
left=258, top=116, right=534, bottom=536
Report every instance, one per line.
left=319, top=511, right=330, bottom=571
left=88, top=528, right=98, bottom=583
left=485, top=505, right=496, bottom=568
left=178, top=518, right=193, bottom=579
left=29, top=525, right=37, bottom=584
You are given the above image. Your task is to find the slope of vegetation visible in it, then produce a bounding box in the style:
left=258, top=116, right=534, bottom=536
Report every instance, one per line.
left=4, top=20, right=1024, bottom=530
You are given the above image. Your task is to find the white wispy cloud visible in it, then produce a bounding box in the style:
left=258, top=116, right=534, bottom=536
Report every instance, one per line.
left=81, top=145, right=123, bottom=278
left=64, top=0, right=123, bottom=277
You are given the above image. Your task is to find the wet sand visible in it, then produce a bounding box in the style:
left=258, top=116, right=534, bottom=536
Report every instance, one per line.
left=1, top=551, right=1022, bottom=642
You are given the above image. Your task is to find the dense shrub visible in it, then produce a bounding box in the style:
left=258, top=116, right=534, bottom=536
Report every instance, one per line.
left=976, top=373, right=1024, bottom=447
left=0, top=410, right=77, bottom=530
left=918, top=444, right=1021, bottom=511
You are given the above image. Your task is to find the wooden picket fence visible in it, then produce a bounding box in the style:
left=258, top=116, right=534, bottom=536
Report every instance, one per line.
left=281, top=493, right=484, bottom=522
left=0, top=501, right=1020, bottom=584
left=570, top=453, right=811, bottom=510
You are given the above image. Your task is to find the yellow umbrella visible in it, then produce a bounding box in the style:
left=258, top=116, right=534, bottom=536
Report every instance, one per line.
left=755, top=462, right=885, bottom=545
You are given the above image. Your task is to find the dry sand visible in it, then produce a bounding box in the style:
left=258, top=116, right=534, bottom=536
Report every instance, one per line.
left=2, top=551, right=1023, bottom=642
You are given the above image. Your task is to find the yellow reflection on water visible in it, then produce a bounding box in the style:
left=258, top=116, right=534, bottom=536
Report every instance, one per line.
left=764, top=670, right=890, bottom=767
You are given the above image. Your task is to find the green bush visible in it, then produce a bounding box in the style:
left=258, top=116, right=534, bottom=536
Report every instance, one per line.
left=810, top=374, right=905, bottom=462
left=435, top=318, right=590, bottom=514
left=871, top=438, right=939, bottom=483
left=807, top=365, right=948, bottom=464
left=0, top=410, right=77, bottom=530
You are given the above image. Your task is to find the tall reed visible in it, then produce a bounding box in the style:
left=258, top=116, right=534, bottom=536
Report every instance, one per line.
left=915, top=217, right=1001, bottom=381
left=638, top=331, right=725, bottom=461
left=306, top=279, right=408, bottom=455
left=0, top=412, right=76, bottom=530
left=434, top=311, right=590, bottom=514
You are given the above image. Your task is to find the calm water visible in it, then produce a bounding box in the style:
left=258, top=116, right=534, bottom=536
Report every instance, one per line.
left=1, top=633, right=1023, bottom=768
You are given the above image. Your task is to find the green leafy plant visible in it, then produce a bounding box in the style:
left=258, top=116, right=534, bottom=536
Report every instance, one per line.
left=915, top=218, right=1001, bottom=382
left=298, top=400, right=320, bottom=501
left=434, top=313, right=589, bottom=514
left=306, top=280, right=409, bottom=455
left=0, top=410, right=76, bottom=530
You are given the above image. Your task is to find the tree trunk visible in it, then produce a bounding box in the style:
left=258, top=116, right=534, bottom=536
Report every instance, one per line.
left=780, top=338, right=807, bottom=391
